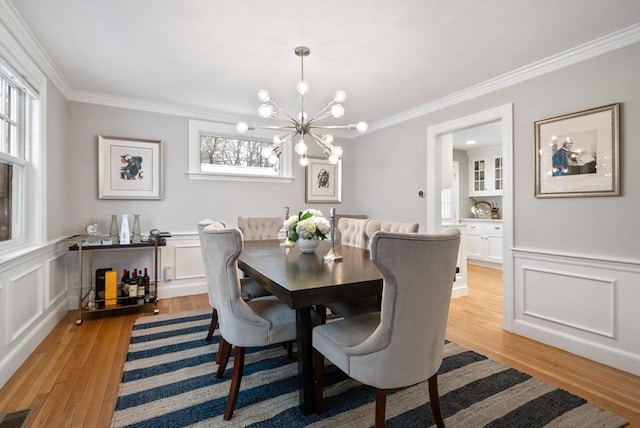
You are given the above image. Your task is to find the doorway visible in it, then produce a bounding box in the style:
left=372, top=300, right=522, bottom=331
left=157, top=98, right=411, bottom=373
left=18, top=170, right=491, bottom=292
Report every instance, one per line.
left=426, top=104, right=514, bottom=331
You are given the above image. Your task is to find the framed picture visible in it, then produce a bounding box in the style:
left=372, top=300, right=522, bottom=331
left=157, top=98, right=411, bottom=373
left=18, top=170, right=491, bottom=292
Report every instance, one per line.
left=535, top=103, right=619, bottom=198
left=98, top=135, right=163, bottom=199
left=305, top=157, right=342, bottom=203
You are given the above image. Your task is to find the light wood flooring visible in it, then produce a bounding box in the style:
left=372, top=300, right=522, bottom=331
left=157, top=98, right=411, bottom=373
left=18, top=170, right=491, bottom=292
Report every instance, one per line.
left=0, top=265, right=638, bottom=427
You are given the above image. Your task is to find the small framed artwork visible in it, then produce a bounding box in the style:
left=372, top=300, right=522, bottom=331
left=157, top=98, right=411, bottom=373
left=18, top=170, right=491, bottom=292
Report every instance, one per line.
left=98, top=135, right=163, bottom=199
left=305, top=157, right=342, bottom=203
left=535, top=103, right=619, bottom=198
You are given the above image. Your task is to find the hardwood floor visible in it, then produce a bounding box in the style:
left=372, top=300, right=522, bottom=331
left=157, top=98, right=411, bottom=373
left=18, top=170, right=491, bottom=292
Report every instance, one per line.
left=0, top=265, right=638, bottom=427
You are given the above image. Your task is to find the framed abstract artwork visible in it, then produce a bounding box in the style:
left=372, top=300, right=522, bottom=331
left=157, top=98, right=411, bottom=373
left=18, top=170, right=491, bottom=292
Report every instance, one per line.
left=535, top=103, right=619, bottom=198
left=305, top=157, right=342, bottom=203
left=98, top=135, right=163, bottom=199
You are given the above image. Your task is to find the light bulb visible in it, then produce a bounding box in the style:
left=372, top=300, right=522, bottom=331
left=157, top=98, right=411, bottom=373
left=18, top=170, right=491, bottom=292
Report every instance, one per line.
left=330, top=104, right=344, bottom=118
left=334, top=90, right=346, bottom=103
left=296, top=80, right=309, bottom=96
left=268, top=154, right=279, bottom=165
left=236, top=122, right=248, bottom=133
left=295, top=140, right=308, bottom=155
left=261, top=146, right=273, bottom=158
left=258, top=103, right=273, bottom=118
left=356, top=121, right=368, bottom=132
left=299, top=156, right=310, bottom=167
left=323, top=134, right=334, bottom=144
left=331, top=146, right=343, bottom=158
left=328, top=155, right=340, bottom=164
left=273, top=135, right=281, bottom=144
left=257, top=89, right=270, bottom=102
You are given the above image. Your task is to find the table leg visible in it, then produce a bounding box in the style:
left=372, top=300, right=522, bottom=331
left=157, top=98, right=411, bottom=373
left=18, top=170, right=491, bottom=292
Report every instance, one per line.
left=296, top=306, right=314, bottom=414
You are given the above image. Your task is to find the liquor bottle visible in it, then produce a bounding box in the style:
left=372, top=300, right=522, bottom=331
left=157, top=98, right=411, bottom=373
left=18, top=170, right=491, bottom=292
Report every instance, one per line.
left=142, top=268, right=150, bottom=294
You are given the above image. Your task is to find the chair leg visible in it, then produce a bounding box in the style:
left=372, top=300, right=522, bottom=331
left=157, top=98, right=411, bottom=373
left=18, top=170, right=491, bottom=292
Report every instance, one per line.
left=375, top=388, right=387, bottom=428
left=428, top=373, right=445, bottom=428
left=216, top=338, right=232, bottom=378
left=286, top=341, right=294, bottom=359
left=312, top=349, right=325, bottom=414
left=216, top=335, right=229, bottom=365
left=316, top=304, right=327, bottom=324
left=223, top=346, right=246, bottom=420
left=206, top=308, right=218, bottom=342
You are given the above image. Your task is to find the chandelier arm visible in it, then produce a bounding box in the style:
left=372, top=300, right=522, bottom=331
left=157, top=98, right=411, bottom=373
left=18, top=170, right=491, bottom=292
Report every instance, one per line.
left=268, top=99, right=298, bottom=123
left=310, top=124, right=358, bottom=130
left=252, top=125, right=298, bottom=131
left=308, top=100, right=336, bottom=123
left=308, top=130, right=332, bottom=150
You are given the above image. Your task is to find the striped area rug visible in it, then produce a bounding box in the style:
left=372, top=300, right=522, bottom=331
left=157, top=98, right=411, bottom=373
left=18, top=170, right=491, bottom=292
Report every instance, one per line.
left=111, top=308, right=626, bottom=428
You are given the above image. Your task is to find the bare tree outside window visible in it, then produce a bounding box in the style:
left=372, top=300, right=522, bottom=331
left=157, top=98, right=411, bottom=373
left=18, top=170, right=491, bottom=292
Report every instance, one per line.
left=199, top=135, right=279, bottom=175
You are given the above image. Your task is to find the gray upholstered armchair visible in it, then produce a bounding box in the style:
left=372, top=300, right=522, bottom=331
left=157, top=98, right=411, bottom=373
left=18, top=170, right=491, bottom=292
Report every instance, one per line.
left=326, top=219, right=420, bottom=319
left=312, top=229, right=461, bottom=428
left=200, top=224, right=298, bottom=420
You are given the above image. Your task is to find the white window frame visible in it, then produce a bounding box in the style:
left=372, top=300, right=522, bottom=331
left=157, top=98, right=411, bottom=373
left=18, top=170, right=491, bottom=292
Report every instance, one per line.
left=0, top=21, right=46, bottom=257
left=187, top=119, right=293, bottom=183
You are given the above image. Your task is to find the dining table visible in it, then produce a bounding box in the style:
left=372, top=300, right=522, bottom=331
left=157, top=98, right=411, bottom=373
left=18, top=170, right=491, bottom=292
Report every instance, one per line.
left=237, top=239, right=383, bottom=415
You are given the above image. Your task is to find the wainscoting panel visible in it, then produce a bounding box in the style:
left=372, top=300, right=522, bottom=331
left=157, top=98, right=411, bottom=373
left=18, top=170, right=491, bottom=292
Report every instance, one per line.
left=513, top=249, right=640, bottom=375
left=522, top=267, right=615, bottom=338
left=8, top=265, right=44, bottom=342
left=174, top=244, right=204, bottom=280
left=1, top=242, right=69, bottom=388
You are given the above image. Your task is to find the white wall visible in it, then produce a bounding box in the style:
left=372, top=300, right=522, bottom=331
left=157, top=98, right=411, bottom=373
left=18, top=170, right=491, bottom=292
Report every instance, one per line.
left=346, top=43, right=640, bottom=374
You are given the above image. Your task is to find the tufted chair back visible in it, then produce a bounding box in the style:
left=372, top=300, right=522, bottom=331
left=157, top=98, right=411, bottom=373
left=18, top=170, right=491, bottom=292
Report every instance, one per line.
left=337, top=217, right=369, bottom=249
left=365, top=220, right=419, bottom=250
left=238, top=216, right=283, bottom=240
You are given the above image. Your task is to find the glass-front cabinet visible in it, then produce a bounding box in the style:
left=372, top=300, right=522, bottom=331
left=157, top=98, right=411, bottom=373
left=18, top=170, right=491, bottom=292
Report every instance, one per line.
left=468, top=145, right=503, bottom=196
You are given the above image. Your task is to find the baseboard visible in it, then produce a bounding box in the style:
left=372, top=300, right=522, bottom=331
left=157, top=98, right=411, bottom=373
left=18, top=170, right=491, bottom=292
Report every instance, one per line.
left=157, top=279, right=208, bottom=299
left=514, top=319, right=640, bottom=376
left=451, top=281, right=469, bottom=298
left=467, top=259, right=503, bottom=269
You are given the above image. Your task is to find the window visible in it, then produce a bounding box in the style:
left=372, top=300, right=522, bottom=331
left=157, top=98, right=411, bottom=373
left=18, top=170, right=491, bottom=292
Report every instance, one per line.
left=187, top=120, right=292, bottom=182
left=0, top=66, right=26, bottom=245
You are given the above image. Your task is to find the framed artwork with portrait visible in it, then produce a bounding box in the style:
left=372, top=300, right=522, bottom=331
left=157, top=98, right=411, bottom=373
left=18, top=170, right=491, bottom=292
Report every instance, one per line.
left=305, top=157, right=342, bottom=203
left=535, top=103, right=619, bottom=198
left=98, top=135, right=163, bottom=199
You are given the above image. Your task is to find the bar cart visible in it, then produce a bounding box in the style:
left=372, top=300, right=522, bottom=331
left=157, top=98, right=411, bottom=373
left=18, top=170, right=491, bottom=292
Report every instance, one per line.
left=68, top=234, right=166, bottom=325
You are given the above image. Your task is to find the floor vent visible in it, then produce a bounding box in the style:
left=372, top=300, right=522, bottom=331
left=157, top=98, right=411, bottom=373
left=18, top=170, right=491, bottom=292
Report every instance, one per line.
left=0, top=408, right=33, bottom=428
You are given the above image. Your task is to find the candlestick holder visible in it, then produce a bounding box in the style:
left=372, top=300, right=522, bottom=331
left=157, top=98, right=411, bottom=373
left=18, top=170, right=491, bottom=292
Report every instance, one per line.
left=280, top=206, right=295, bottom=247
left=324, top=208, right=342, bottom=263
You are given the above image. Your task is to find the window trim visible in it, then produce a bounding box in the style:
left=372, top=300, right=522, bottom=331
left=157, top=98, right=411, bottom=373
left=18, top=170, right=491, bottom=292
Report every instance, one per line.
left=0, top=22, right=47, bottom=256
left=187, top=119, right=293, bottom=183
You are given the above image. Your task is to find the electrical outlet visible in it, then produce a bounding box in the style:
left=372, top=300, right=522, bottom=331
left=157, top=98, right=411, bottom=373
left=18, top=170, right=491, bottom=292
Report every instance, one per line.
left=164, top=265, right=173, bottom=281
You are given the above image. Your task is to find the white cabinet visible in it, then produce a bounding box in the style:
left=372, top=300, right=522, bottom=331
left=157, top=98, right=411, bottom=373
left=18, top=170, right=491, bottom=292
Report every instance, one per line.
left=462, top=220, right=502, bottom=264
left=468, top=146, right=503, bottom=196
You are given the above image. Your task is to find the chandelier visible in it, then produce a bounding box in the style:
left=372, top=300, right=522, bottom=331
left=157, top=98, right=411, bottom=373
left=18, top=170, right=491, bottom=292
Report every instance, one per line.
left=236, top=46, right=367, bottom=166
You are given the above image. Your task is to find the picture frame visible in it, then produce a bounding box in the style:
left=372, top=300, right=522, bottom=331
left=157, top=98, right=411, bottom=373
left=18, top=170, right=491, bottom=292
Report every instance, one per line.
left=98, top=135, right=163, bottom=200
left=305, top=157, right=342, bottom=203
left=535, top=103, right=619, bottom=198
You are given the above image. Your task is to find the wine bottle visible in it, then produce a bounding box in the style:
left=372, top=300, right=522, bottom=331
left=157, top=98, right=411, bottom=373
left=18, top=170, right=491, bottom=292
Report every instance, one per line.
left=142, top=268, right=150, bottom=294
left=129, top=269, right=138, bottom=304
left=137, top=267, right=145, bottom=297
left=120, top=269, right=128, bottom=303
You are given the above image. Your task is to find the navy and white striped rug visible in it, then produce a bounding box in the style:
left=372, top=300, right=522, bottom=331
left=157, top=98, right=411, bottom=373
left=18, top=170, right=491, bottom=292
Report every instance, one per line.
left=112, top=309, right=626, bottom=428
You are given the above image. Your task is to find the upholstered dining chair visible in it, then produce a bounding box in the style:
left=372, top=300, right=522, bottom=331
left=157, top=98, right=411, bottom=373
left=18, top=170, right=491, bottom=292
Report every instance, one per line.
left=198, top=219, right=269, bottom=344
left=200, top=223, right=298, bottom=420
left=312, top=229, right=461, bottom=428
left=365, top=219, right=419, bottom=250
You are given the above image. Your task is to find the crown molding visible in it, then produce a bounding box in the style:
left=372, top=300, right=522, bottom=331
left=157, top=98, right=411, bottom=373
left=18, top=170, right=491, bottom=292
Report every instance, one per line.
left=3, top=0, right=638, bottom=135
left=366, top=23, right=640, bottom=133
left=0, top=0, right=70, bottom=96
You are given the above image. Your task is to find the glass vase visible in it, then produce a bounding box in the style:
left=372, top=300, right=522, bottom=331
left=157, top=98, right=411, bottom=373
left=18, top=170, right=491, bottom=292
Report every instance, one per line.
left=120, top=214, right=130, bottom=244
left=109, top=214, right=119, bottom=245
left=132, top=214, right=141, bottom=243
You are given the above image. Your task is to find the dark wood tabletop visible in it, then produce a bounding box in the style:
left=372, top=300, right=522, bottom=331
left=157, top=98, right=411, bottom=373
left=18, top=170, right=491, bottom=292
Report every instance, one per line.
left=238, top=239, right=383, bottom=308
left=237, top=239, right=383, bottom=414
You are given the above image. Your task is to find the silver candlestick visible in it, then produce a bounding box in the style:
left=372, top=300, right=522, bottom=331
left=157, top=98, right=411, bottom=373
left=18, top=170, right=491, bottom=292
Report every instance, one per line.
left=324, top=207, right=342, bottom=262
left=281, top=206, right=295, bottom=247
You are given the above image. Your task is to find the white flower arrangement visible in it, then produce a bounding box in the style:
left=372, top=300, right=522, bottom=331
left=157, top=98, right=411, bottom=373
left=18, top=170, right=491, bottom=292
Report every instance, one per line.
left=283, top=209, right=331, bottom=242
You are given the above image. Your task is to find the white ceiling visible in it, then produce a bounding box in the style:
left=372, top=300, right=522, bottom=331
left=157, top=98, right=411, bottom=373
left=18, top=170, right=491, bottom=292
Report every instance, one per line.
left=8, top=0, right=640, bottom=131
